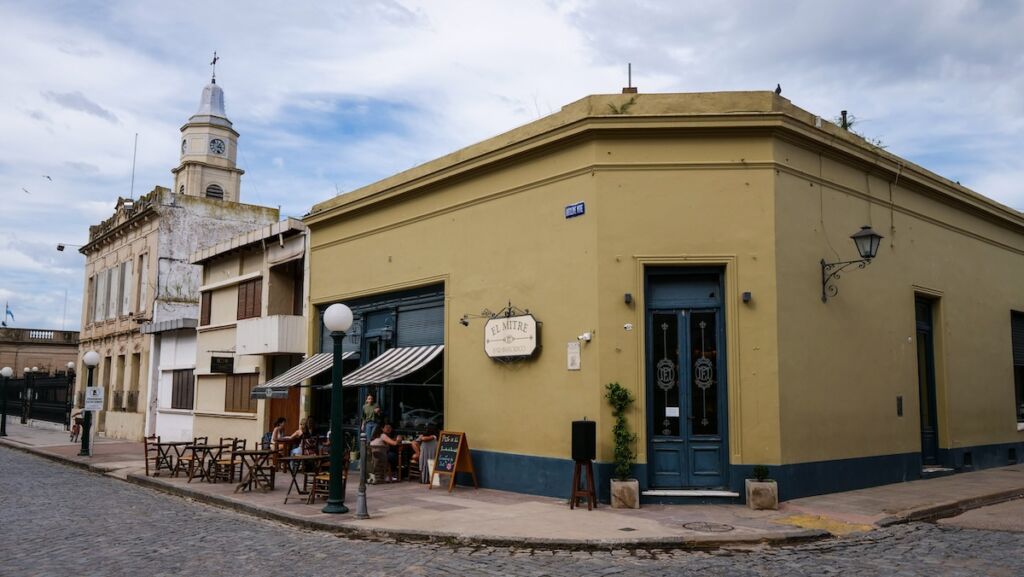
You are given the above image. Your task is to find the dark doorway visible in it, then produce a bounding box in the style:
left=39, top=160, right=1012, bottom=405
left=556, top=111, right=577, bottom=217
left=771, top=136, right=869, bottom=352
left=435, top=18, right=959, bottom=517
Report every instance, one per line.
left=915, top=298, right=940, bottom=466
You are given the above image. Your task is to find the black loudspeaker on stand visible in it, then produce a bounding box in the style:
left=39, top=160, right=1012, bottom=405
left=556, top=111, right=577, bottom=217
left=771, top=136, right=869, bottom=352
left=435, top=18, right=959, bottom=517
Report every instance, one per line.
left=570, top=419, right=597, bottom=510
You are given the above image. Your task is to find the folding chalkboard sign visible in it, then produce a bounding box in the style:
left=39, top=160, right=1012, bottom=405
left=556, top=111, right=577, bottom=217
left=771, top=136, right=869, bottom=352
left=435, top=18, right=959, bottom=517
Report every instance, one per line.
left=429, top=430, right=478, bottom=493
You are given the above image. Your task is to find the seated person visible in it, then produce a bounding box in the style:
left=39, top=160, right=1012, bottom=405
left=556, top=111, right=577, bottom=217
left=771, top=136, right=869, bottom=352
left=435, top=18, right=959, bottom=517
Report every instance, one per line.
left=411, top=425, right=438, bottom=462
left=369, top=423, right=403, bottom=481
left=289, top=417, right=317, bottom=456
left=270, top=417, right=300, bottom=453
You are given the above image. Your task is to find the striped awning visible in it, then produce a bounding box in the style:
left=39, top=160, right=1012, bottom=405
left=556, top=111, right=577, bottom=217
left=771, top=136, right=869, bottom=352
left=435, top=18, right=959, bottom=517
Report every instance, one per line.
left=251, top=351, right=356, bottom=400
left=334, top=345, right=444, bottom=388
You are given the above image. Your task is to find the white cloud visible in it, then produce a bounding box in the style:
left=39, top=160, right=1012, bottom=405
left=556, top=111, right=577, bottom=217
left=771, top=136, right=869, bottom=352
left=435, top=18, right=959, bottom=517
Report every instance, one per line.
left=0, top=0, right=1021, bottom=330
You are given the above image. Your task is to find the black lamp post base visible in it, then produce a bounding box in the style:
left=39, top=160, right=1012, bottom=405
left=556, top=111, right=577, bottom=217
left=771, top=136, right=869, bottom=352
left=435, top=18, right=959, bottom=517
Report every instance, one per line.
left=322, top=501, right=349, bottom=514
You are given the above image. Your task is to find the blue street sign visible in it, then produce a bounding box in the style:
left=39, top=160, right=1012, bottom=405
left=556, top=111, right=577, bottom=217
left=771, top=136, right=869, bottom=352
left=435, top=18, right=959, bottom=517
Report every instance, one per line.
left=564, top=202, right=585, bottom=219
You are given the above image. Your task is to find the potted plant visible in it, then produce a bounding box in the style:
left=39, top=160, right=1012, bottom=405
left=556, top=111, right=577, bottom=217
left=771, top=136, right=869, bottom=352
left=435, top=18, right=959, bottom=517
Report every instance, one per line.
left=745, top=465, right=778, bottom=510
left=605, top=382, right=639, bottom=509
left=346, top=434, right=359, bottom=464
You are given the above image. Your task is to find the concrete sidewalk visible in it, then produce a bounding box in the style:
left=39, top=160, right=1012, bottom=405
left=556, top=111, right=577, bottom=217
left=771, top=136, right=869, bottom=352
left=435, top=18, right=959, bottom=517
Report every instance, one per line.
left=3, top=420, right=1023, bottom=549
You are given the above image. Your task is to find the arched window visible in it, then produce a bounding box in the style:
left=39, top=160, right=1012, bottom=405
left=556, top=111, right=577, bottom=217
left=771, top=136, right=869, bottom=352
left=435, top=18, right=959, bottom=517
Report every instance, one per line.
left=205, top=184, right=224, bottom=200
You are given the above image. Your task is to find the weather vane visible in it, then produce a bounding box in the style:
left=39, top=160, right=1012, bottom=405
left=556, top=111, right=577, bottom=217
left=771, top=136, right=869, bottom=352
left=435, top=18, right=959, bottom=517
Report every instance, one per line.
left=210, top=51, right=219, bottom=84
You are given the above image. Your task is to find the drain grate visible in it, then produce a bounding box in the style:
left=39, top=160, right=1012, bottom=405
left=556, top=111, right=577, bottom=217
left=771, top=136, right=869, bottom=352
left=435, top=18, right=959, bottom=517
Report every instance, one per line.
left=618, top=527, right=637, bottom=532
left=682, top=521, right=734, bottom=533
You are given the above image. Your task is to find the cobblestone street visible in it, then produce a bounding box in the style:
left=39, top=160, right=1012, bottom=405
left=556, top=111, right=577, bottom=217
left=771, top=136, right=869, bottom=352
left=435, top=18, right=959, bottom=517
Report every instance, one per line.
left=1, top=448, right=1022, bottom=577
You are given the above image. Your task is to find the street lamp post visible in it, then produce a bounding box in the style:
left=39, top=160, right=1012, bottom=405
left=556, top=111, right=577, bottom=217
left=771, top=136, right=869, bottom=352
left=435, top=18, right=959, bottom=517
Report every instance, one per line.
left=0, top=367, right=12, bottom=436
left=20, top=367, right=33, bottom=424
left=79, top=351, right=100, bottom=457
left=322, top=304, right=353, bottom=514
left=65, top=362, right=76, bottom=431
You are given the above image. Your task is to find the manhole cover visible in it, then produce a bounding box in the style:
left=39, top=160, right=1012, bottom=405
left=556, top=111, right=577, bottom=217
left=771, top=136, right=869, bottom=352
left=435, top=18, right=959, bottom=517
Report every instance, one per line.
left=682, top=521, right=734, bottom=533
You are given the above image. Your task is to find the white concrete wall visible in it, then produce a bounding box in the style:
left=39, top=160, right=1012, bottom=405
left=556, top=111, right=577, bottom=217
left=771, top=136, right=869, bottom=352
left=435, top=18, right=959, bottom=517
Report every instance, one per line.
left=154, top=329, right=196, bottom=442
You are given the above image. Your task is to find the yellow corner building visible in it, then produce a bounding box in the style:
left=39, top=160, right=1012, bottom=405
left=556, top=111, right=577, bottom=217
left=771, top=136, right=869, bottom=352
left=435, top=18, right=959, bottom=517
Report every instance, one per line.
left=304, top=91, right=1024, bottom=502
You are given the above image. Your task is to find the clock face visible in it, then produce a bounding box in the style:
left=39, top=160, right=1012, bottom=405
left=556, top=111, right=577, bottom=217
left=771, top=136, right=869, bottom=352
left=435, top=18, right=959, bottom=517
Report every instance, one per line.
left=181, top=139, right=187, bottom=154
left=209, top=138, right=226, bottom=155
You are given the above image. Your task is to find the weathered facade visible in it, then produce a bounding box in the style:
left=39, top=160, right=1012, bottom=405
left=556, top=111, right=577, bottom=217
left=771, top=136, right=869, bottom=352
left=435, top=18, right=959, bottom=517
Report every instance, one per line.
left=187, top=219, right=308, bottom=443
left=305, top=91, right=1024, bottom=502
left=74, top=79, right=278, bottom=441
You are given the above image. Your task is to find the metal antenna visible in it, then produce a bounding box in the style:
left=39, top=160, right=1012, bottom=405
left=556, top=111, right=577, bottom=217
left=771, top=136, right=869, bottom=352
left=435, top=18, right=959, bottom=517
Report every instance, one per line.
left=129, top=132, right=138, bottom=199
left=210, top=51, right=219, bottom=84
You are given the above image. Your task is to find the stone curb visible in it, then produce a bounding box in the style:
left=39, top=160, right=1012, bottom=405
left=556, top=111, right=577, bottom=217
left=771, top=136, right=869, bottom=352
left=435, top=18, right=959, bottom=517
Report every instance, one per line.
left=875, top=488, right=1024, bottom=527
left=124, top=472, right=827, bottom=550
left=0, top=438, right=105, bottom=476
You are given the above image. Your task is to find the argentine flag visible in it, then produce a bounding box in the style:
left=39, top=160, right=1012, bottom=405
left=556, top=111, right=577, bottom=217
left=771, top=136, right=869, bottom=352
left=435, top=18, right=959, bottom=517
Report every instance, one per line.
left=4, top=302, right=13, bottom=324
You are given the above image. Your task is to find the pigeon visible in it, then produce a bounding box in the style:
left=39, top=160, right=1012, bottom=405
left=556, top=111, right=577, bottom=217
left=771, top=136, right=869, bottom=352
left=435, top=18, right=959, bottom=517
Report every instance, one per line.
left=42, top=175, right=52, bottom=181
left=22, top=187, right=30, bottom=194
left=775, top=84, right=782, bottom=95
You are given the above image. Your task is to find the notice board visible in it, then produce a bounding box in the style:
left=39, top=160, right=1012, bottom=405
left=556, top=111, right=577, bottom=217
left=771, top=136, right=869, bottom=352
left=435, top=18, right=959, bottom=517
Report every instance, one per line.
left=430, top=430, right=479, bottom=492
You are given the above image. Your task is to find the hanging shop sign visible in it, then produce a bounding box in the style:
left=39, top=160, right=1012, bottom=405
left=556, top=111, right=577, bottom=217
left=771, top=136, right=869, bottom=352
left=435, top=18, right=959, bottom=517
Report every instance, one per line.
left=484, top=314, right=539, bottom=359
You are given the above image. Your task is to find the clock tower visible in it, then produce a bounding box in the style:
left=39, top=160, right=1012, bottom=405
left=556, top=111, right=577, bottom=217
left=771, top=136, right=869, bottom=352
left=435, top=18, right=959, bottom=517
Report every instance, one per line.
left=172, top=77, right=244, bottom=202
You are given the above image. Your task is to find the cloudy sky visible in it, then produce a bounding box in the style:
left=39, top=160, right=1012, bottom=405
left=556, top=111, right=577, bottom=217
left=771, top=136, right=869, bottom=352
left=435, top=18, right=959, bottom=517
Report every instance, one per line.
left=1, top=0, right=1022, bottom=331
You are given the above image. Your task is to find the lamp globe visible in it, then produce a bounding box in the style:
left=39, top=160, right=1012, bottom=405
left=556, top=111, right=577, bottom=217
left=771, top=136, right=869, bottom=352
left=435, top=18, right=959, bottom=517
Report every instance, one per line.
left=324, top=304, right=354, bottom=333
left=83, top=351, right=101, bottom=367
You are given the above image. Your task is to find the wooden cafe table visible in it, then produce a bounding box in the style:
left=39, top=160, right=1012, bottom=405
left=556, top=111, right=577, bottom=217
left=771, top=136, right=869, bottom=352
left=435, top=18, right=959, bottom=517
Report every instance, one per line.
left=185, top=444, right=231, bottom=483
left=279, top=454, right=328, bottom=504
left=234, top=449, right=276, bottom=493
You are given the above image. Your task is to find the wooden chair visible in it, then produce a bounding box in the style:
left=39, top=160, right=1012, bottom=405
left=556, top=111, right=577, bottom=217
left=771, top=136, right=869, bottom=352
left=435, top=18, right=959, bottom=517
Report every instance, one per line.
left=407, top=452, right=421, bottom=483
left=173, top=436, right=209, bottom=478
left=209, top=438, right=245, bottom=483
left=300, top=436, right=319, bottom=456
left=307, top=454, right=348, bottom=504
left=369, top=445, right=392, bottom=483
left=144, top=435, right=161, bottom=477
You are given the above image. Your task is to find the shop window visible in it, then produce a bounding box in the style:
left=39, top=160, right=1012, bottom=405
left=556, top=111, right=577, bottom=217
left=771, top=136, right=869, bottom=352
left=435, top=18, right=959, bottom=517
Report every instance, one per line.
left=200, top=292, right=211, bottom=325
left=1012, top=312, right=1024, bottom=424
left=225, top=373, right=258, bottom=413
left=236, top=278, right=262, bottom=320
left=171, top=369, right=194, bottom=410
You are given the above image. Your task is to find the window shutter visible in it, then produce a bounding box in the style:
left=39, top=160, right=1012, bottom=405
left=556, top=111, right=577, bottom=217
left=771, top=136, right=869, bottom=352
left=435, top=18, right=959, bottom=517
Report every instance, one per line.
left=121, top=260, right=133, bottom=315
left=397, top=305, right=445, bottom=346
left=1012, top=312, right=1024, bottom=366
left=200, top=292, right=211, bottom=326
left=107, top=265, right=120, bottom=319
left=96, top=269, right=108, bottom=321
left=252, top=278, right=262, bottom=318
left=137, top=254, right=149, bottom=314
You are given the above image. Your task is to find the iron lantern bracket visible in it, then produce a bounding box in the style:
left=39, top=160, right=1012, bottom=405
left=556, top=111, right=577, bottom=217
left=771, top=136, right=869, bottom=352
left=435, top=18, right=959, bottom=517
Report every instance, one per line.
left=821, top=258, right=872, bottom=303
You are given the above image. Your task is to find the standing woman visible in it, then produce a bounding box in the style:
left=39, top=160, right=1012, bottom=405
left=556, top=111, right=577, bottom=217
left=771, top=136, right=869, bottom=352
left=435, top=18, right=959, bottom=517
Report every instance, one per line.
left=361, top=393, right=381, bottom=445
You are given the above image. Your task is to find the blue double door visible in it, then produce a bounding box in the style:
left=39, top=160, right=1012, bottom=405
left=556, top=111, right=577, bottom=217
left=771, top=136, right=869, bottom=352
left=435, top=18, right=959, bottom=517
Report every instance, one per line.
left=646, top=269, right=728, bottom=489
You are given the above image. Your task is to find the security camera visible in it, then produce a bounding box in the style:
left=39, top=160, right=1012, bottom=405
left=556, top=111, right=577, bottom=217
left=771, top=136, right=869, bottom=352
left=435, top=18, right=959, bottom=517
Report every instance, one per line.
left=577, top=332, right=592, bottom=342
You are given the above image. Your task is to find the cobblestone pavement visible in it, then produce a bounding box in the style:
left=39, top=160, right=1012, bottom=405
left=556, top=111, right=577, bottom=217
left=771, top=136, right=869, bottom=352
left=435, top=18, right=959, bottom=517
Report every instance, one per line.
left=2, top=448, right=1022, bottom=577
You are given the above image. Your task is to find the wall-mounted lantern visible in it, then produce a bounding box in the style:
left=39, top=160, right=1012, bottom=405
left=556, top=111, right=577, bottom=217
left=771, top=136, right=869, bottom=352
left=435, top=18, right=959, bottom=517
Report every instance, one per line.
left=821, top=226, right=884, bottom=302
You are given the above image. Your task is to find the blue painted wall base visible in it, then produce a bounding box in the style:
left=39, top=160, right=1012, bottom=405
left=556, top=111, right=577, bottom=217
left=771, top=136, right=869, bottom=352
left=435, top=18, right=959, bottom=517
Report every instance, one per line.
left=463, top=439, right=1024, bottom=504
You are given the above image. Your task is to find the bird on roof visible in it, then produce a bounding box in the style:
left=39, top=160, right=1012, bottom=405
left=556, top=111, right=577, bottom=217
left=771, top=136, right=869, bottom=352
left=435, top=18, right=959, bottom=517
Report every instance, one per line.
left=775, top=84, right=782, bottom=95
left=42, top=175, right=52, bottom=181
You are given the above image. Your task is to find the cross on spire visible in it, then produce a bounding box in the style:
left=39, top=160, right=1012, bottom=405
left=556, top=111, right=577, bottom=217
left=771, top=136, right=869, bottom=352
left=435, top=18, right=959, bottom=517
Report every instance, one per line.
left=210, top=51, right=219, bottom=84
